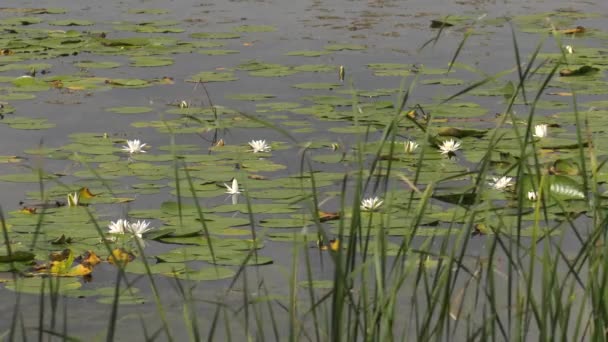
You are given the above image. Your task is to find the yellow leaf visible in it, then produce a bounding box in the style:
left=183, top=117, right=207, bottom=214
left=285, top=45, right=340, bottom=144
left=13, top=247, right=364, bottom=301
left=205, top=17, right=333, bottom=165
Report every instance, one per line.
left=78, top=187, right=97, bottom=199
left=317, top=238, right=340, bottom=251
left=79, top=250, right=102, bottom=266
left=49, top=249, right=74, bottom=274
left=107, top=248, right=135, bottom=266
left=64, top=263, right=93, bottom=277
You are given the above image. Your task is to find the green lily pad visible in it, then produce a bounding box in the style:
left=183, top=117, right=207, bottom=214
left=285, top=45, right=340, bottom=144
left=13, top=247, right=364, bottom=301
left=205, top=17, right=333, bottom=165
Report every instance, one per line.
left=324, top=44, right=366, bottom=51
left=1, top=117, right=55, bottom=130
left=0, top=17, right=42, bottom=26
left=130, top=56, right=174, bottom=67
left=186, top=71, right=238, bottom=83
left=198, top=49, right=240, bottom=56
left=293, top=83, right=342, bottom=90
left=190, top=32, right=241, bottom=39
left=233, top=25, right=276, bottom=32
left=128, top=8, right=170, bottom=14
left=225, top=93, right=275, bottom=101
left=74, top=61, right=121, bottom=69
left=106, top=106, right=153, bottom=114
left=286, top=50, right=332, bottom=57
left=49, top=19, right=94, bottom=26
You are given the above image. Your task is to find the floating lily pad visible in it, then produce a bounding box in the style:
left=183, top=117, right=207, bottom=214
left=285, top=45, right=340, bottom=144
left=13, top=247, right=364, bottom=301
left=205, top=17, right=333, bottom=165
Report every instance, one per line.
left=49, top=19, right=94, bottom=26
left=186, top=71, right=238, bottom=83
left=198, top=49, right=240, bottom=56
left=128, top=8, right=170, bottom=14
left=232, top=25, right=276, bottom=32
left=286, top=50, right=332, bottom=57
left=74, top=61, right=121, bottom=69
left=1, top=117, right=55, bottom=130
left=293, top=83, right=342, bottom=90
left=130, top=56, right=174, bottom=67
left=324, top=44, right=366, bottom=51
left=106, top=106, right=153, bottom=114
left=225, top=93, right=275, bottom=101
left=0, top=17, right=42, bottom=26
left=190, top=32, right=241, bottom=39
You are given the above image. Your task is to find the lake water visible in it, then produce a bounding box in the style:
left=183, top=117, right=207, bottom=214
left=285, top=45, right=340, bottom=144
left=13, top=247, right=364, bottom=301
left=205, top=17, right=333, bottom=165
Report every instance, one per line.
left=1, top=0, right=607, bottom=339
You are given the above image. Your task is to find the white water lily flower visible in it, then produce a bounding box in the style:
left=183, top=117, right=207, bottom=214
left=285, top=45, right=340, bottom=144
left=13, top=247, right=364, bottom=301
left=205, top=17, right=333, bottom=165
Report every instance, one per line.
left=404, top=140, right=419, bottom=154
left=67, top=192, right=79, bottom=207
left=108, top=219, right=130, bottom=235
left=439, top=139, right=462, bottom=155
left=128, top=220, right=154, bottom=238
left=564, top=45, right=574, bottom=54
left=122, top=139, right=147, bottom=154
left=527, top=191, right=538, bottom=201
left=489, top=176, right=513, bottom=190
left=533, top=124, right=548, bottom=138
left=360, top=196, right=383, bottom=212
left=224, top=178, right=241, bottom=195
left=248, top=140, right=271, bottom=153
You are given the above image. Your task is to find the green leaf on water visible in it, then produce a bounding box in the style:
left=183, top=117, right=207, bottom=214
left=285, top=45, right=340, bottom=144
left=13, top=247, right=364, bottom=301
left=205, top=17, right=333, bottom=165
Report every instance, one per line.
left=130, top=56, right=174, bottom=67
left=225, top=93, right=275, bottom=101
left=186, top=71, right=238, bottom=83
left=324, top=43, right=366, bottom=51
left=128, top=8, right=170, bottom=14
left=293, top=83, right=342, bottom=90
left=74, top=61, right=121, bottom=69
left=106, top=106, right=153, bottom=114
left=1, top=117, right=55, bottom=130
left=198, top=49, right=240, bottom=55
left=286, top=50, right=332, bottom=57
left=232, top=25, right=276, bottom=32
left=0, top=17, right=42, bottom=26
left=49, top=19, right=94, bottom=26
left=190, top=32, right=241, bottom=39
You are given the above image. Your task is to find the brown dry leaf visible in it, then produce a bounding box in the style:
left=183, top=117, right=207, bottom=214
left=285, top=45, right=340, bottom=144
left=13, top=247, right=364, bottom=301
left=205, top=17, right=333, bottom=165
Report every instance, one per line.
left=107, top=248, right=135, bottom=266
left=157, top=76, right=174, bottom=85
left=80, top=251, right=102, bottom=266
left=49, top=249, right=71, bottom=262
left=318, top=211, right=340, bottom=222
left=243, top=42, right=253, bottom=46
left=248, top=174, right=267, bottom=180
left=317, top=238, right=340, bottom=251
left=547, top=92, right=572, bottom=96
left=20, top=207, right=37, bottom=214
left=557, top=26, right=585, bottom=35
left=50, top=80, right=63, bottom=88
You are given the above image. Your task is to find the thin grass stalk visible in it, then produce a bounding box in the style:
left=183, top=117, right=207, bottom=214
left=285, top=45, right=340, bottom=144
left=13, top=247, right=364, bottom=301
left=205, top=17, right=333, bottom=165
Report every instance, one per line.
left=289, top=239, right=299, bottom=342
left=37, top=277, right=45, bottom=342
left=106, top=270, right=121, bottom=342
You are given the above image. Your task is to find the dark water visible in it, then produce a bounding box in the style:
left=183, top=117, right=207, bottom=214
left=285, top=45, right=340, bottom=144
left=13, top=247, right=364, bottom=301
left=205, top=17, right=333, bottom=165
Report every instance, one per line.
left=0, top=0, right=606, bottom=339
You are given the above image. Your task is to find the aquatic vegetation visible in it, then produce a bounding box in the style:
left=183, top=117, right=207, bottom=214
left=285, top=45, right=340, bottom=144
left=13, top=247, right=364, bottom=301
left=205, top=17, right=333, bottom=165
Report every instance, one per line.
left=360, top=196, right=383, bottom=211
left=248, top=139, right=271, bottom=153
left=489, top=176, right=513, bottom=190
left=1, top=3, right=608, bottom=341
left=66, top=192, right=79, bottom=207
left=121, top=139, right=148, bottom=154
left=438, top=139, right=462, bottom=155
left=108, top=219, right=154, bottom=238
left=107, top=219, right=130, bottom=235
left=127, top=220, right=154, bottom=238
left=224, top=178, right=241, bottom=194
left=533, top=124, right=548, bottom=138
left=403, top=140, right=419, bottom=154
